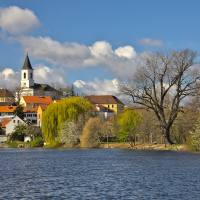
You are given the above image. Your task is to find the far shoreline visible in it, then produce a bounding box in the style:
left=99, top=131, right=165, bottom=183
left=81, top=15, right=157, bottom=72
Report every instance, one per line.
left=0, top=142, right=190, bottom=151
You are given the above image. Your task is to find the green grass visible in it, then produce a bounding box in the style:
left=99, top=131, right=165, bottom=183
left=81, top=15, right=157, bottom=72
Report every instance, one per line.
left=6, top=141, right=31, bottom=148
left=6, top=141, right=19, bottom=148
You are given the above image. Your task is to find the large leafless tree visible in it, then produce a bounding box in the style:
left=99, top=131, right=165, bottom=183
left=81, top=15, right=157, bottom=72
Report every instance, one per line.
left=118, top=49, right=200, bottom=145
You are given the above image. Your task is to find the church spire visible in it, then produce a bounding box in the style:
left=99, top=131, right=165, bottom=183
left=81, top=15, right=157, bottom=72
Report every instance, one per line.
left=22, top=53, right=33, bottom=70
left=21, top=52, right=34, bottom=88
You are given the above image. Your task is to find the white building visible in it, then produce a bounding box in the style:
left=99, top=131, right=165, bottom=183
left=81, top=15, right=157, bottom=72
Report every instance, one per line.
left=5, top=115, right=27, bottom=135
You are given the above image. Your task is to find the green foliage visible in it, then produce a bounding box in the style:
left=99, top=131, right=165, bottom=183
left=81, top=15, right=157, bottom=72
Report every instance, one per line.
left=10, top=124, right=26, bottom=141
left=6, top=141, right=19, bottom=148
left=116, top=109, right=142, bottom=144
left=190, top=117, right=200, bottom=151
left=42, top=97, right=92, bottom=145
left=14, top=105, right=24, bottom=119
left=31, top=138, right=44, bottom=147
left=0, top=123, right=3, bottom=135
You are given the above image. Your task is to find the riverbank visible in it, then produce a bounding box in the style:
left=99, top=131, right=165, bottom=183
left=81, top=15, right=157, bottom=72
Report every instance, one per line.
left=0, top=141, right=189, bottom=151
left=101, top=143, right=189, bottom=151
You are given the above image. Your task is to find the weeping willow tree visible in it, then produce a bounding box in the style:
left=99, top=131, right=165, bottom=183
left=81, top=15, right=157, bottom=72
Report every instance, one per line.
left=42, top=97, right=92, bottom=145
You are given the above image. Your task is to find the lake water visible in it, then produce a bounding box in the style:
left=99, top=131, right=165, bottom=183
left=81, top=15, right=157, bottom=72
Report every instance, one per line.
left=0, top=148, right=200, bottom=199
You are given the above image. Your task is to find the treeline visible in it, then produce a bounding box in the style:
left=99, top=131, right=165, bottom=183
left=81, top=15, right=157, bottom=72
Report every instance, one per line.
left=7, top=96, right=200, bottom=150
left=39, top=96, right=200, bottom=149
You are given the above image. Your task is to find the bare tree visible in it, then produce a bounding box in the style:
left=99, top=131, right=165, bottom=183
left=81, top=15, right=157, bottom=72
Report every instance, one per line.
left=12, top=84, right=22, bottom=104
left=118, top=49, right=200, bottom=145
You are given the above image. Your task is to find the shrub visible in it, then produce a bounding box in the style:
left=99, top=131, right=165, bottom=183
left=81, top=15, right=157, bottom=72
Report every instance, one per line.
left=31, top=138, right=44, bottom=147
left=190, top=117, right=200, bottom=151
left=10, top=124, right=26, bottom=141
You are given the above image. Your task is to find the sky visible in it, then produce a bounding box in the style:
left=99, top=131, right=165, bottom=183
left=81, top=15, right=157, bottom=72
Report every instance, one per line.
left=0, top=0, right=200, bottom=96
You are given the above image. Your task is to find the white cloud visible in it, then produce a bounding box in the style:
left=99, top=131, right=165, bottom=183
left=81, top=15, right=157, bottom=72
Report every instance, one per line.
left=0, top=68, right=20, bottom=89
left=16, top=36, right=91, bottom=67
left=0, top=6, right=41, bottom=35
left=34, top=65, right=68, bottom=86
left=114, top=46, right=136, bottom=59
left=74, top=78, right=119, bottom=96
left=0, top=6, right=142, bottom=79
left=138, top=38, right=164, bottom=47
left=89, top=41, right=113, bottom=57
left=11, top=36, right=140, bottom=78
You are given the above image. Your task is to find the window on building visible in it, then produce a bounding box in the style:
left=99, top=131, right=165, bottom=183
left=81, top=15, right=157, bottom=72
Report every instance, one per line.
left=112, top=104, right=114, bottom=108
left=31, top=73, right=32, bottom=79
left=108, top=105, right=110, bottom=108
left=13, top=120, right=15, bottom=123
left=24, top=73, right=26, bottom=79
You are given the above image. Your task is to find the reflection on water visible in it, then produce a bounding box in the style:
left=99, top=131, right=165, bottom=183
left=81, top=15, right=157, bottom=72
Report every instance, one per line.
left=0, top=148, right=200, bottom=199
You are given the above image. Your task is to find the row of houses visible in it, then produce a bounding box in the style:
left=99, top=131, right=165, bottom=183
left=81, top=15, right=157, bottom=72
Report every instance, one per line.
left=0, top=93, right=124, bottom=138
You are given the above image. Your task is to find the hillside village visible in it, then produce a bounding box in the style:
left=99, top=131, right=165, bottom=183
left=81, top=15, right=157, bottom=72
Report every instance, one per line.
left=0, top=54, right=124, bottom=143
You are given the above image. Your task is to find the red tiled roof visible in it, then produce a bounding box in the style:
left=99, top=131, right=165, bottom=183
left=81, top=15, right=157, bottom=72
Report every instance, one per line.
left=38, top=104, right=49, bottom=111
left=23, top=106, right=39, bottom=113
left=21, top=96, right=53, bottom=104
left=85, top=95, right=124, bottom=105
left=0, top=106, right=17, bottom=113
left=2, top=119, right=12, bottom=128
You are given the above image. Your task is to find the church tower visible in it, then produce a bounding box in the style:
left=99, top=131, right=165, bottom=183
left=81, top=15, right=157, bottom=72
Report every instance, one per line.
left=21, top=53, right=34, bottom=88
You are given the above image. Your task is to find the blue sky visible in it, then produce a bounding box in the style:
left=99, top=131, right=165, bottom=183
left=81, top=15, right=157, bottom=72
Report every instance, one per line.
left=0, top=0, right=200, bottom=95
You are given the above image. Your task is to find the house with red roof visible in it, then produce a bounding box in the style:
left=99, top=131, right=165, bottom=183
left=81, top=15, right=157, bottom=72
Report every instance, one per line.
left=1, top=119, right=12, bottom=134
left=20, top=96, right=53, bottom=107
left=5, top=116, right=27, bottom=136
left=85, top=95, right=124, bottom=114
left=23, top=106, right=38, bottom=123
left=0, top=106, right=16, bottom=122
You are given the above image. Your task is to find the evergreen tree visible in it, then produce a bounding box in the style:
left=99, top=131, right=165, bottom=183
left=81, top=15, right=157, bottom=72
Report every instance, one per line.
left=14, top=105, right=24, bottom=119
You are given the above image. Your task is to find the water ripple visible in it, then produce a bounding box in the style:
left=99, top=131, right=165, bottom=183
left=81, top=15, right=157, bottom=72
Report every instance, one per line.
left=0, top=149, right=200, bottom=199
